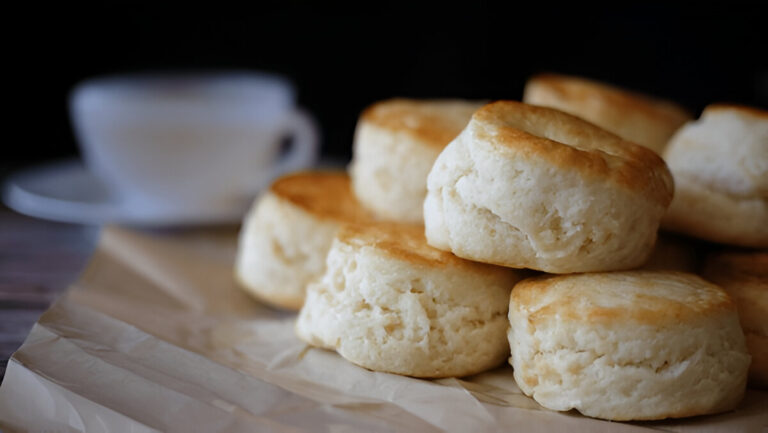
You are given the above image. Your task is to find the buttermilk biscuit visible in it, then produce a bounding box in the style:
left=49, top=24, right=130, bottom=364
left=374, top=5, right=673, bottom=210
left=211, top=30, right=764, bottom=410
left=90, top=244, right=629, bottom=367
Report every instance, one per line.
left=662, top=104, right=768, bottom=248
left=295, top=223, right=522, bottom=378
left=424, top=101, right=674, bottom=273
left=235, top=172, right=371, bottom=310
left=703, top=250, right=768, bottom=388
left=349, top=98, right=484, bottom=223
left=523, top=73, right=691, bottom=154
left=508, top=271, right=750, bottom=421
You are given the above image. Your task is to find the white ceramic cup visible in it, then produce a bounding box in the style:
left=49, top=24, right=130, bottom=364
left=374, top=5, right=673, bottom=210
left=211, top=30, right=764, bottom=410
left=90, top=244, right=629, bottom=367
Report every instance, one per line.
left=70, top=71, right=319, bottom=223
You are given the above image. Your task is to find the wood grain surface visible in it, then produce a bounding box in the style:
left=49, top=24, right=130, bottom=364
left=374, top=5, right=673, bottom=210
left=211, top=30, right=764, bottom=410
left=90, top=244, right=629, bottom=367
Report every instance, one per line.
left=0, top=205, right=98, bottom=382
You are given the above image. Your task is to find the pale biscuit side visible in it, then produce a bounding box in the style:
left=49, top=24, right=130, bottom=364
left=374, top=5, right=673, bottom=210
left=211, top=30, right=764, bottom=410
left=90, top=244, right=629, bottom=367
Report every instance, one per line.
left=350, top=121, right=443, bottom=222
left=236, top=192, right=340, bottom=310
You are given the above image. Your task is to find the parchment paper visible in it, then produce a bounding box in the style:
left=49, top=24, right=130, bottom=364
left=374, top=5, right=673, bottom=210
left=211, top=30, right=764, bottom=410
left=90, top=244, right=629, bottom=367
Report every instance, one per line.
left=1, top=226, right=766, bottom=432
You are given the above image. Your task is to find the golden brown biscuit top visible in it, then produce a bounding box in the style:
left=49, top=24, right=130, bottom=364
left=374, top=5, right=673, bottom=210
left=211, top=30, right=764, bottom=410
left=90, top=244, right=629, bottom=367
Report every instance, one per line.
left=270, top=171, right=372, bottom=222
left=525, top=73, right=692, bottom=127
left=511, top=271, right=736, bottom=326
left=472, top=101, right=674, bottom=206
left=336, top=222, right=517, bottom=276
left=360, top=98, right=484, bottom=148
left=703, top=103, right=768, bottom=120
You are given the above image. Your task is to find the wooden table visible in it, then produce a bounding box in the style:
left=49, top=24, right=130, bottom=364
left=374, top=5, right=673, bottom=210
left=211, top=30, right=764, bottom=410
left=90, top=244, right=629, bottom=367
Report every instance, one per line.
left=0, top=205, right=98, bottom=382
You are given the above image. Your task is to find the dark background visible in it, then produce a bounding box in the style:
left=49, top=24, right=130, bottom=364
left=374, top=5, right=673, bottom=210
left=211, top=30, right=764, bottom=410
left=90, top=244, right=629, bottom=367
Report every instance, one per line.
left=6, top=2, right=767, bottom=175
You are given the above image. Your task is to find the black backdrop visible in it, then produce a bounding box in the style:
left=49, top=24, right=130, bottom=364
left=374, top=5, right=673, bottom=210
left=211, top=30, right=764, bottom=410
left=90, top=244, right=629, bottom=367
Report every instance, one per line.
left=6, top=2, right=766, bottom=172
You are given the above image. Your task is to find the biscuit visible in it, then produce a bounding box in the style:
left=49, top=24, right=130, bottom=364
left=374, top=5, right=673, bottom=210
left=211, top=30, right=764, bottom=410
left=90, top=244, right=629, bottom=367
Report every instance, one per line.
left=523, top=73, right=691, bottom=154
left=295, top=223, right=522, bottom=378
left=703, top=250, right=768, bottom=388
left=235, top=172, right=371, bottom=310
left=662, top=104, right=768, bottom=248
left=508, top=271, right=750, bottom=421
left=349, top=98, right=484, bottom=223
left=424, top=101, right=674, bottom=273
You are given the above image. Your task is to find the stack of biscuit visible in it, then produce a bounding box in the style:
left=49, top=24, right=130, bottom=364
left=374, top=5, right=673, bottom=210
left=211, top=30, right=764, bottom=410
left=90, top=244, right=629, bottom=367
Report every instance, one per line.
left=236, top=80, right=766, bottom=422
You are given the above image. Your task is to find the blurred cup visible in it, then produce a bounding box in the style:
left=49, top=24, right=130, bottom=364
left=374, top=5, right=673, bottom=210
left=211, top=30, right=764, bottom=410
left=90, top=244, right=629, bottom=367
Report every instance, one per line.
left=70, top=71, right=319, bottom=223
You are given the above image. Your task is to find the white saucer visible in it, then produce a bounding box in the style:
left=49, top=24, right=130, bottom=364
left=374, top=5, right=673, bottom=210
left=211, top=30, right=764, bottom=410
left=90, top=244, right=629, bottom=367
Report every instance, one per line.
left=2, top=159, right=250, bottom=226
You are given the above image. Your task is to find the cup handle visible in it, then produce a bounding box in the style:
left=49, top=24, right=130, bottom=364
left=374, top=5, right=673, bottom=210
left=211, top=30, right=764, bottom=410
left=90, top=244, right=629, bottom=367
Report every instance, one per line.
left=270, top=108, right=320, bottom=177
